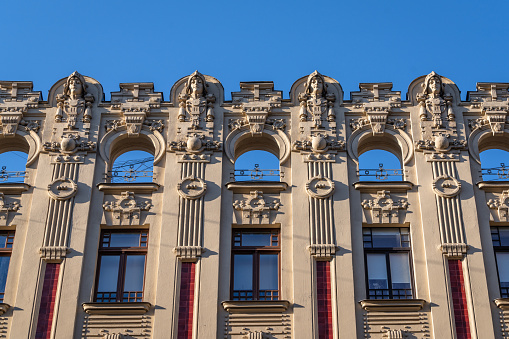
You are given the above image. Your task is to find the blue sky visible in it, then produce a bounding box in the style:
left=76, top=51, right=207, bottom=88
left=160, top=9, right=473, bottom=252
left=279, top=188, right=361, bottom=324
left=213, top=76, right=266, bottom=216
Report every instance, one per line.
left=1, top=0, right=508, bottom=179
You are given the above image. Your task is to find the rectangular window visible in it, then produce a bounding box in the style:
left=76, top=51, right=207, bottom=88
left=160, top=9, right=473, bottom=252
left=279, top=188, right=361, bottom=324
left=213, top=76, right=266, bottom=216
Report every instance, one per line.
left=0, top=232, right=14, bottom=303
left=231, top=229, right=280, bottom=301
left=364, top=228, right=413, bottom=299
left=492, top=227, right=509, bottom=298
left=95, top=231, right=147, bottom=302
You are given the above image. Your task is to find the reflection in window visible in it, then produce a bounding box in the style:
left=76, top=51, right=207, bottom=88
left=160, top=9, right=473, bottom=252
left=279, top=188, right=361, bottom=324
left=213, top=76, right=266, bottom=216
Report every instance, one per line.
left=364, top=228, right=413, bottom=299
left=358, top=150, right=403, bottom=181
left=109, top=151, right=154, bottom=183
left=231, top=229, right=280, bottom=301
left=492, top=227, right=509, bottom=297
left=95, top=231, right=147, bottom=302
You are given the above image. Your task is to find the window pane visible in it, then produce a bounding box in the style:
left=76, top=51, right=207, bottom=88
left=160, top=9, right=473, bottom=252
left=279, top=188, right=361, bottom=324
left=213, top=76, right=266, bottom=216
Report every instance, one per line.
left=241, top=233, right=272, bottom=247
left=389, top=253, right=411, bottom=289
left=500, top=229, right=509, bottom=246
left=496, top=252, right=509, bottom=285
left=367, top=254, right=388, bottom=289
left=372, top=229, right=401, bottom=248
left=259, top=254, right=278, bottom=290
left=109, top=233, right=141, bottom=247
left=0, top=235, right=7, bottom=249
left=0, top=257, right=10, bottom=293
left=124, top=255, right=145, bottom=292
left=233, top=254, right=253, bottom=290
left=97, top=255, right=120, bottom=292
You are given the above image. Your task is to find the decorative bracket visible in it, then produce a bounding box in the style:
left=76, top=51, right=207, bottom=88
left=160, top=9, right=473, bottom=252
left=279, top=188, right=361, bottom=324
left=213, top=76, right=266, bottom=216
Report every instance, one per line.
left=482, top=101, right=509, bottom=135
left=487, top=190, right=509, bottom=222
left=441, top=243, right=468, bottom=259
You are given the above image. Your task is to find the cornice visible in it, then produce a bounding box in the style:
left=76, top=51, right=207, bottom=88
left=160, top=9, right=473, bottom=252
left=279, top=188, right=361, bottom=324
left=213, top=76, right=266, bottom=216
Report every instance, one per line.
left=221, top=300, right=290, bottom=313
left=353, top=181, right=413, bottom=193
left=477, top=181, right=509, bottom=192
left=0, top=303, right=10, bottom=315
left=494, top=298, right=509, bottom=310
left=97, top=182, right=160, bottom=194
left=82, top=302, right=151, bottom=315
left=0, top=183, right=30, bottom=195
left=226, top=181, right=288, bottom=194
left=359, top=299, right=425, bottom=311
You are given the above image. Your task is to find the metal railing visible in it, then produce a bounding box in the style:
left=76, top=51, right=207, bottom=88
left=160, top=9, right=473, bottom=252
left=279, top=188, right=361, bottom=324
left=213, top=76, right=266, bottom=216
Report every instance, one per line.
left=232, top=164, right=281, bottom=181
left=0, top=166, right=27, bottom=183
left=358, top=164, right=404, bottom=181
left=481, top=163, right=509, bottom=180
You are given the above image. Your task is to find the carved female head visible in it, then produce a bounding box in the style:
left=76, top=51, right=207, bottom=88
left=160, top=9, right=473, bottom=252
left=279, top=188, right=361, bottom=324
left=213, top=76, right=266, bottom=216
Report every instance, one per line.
left=63, top=71, right=88, bottom=99
left=304, top=70, right=327, bottom=97
left=185, top=70, right=207, bottom=97
left=423, top=71, right=444, bottom=96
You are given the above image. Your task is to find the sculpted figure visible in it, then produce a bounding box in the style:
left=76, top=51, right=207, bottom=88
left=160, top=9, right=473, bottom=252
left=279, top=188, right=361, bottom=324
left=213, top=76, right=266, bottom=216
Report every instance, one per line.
left=417, top=71, right=454, bottom=127
left=298, top=71, right=335, bottom=127
left=178, top=71, right=215, bottom=128
left=55, top=71, right=94, bottom=128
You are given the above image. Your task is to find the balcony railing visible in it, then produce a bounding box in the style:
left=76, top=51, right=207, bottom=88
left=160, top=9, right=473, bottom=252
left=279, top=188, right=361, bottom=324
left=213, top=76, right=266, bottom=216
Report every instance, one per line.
left=0, top=166, right=27, bottom=183
left=105, top=169, right=154, bottom=183
left=481, top=163, right=509, bottom=181
left=358, top=164, right=403, bottom=181
left=232, top=164, right=281, bottom=181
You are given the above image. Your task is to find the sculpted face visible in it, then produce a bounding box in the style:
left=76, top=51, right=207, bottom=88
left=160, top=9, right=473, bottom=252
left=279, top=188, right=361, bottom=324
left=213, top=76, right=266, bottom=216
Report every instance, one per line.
left=68, top=77, right=83, bottom=98
left=428, top=76, right=441, bottom=95
left=190, top=76, right=204, bottom=96
left=310, top=76, right=323, bottom=96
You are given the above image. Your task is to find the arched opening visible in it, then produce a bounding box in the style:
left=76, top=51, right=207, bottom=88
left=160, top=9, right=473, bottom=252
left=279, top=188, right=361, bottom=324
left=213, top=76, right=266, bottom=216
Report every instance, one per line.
left=0, top=136, right=30, bottom=183
left=109, top=150, right=154, bottom=183
left=234, top=150, right=280, bottom=182
left=480, top=149, right=509, bottom=181
left=358, top=150, right=403, bottom=181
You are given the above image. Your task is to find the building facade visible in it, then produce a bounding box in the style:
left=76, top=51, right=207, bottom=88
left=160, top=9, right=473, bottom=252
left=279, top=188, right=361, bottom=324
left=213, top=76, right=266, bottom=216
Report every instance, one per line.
left=0, top=70, right=507, bottom=338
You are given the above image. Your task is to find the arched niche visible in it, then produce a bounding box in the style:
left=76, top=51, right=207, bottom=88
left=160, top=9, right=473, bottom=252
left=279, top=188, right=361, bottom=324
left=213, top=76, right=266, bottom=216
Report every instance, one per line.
left=407, top=72, right=461, bottom=106
left=289, top=72, right=343, bottom=106
left=47, top=73, right=104, bottom=108
left=169, top=71, right=224, bottom=105
left=225, top=126, right=291, bottom=165
left=347, top=125, right=413, bottom=166
left=99, top=126, right=165, bottom=166
left=0, top=130, right=41, bottom=167
left=468, top=126, right=509, bottom=165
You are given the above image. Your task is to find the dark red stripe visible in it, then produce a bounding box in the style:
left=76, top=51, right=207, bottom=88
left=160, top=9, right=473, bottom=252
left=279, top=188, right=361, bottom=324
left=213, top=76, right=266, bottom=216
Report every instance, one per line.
left=177, top=262, right=195, bottom=339
left=317, top=261, right=333, bottom=339
left=448, top=260, right=471, bottom=339
left=35, top=263, right=60, bottom=339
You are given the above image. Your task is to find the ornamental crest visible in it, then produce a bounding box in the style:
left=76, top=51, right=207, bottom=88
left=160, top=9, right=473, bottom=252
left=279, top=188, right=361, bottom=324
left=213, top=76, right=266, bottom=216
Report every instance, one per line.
left=55, top=71, right=94, bottom=129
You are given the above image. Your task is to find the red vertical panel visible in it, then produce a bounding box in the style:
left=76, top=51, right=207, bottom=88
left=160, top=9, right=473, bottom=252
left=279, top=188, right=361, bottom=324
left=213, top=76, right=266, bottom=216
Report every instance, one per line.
left=448, top=260, right=471, bottom=339
left=178, top=262, right=195, bottom=339
left=35, top=263, right=60, bottom=339
left=317, top=261, right=333, bottom=339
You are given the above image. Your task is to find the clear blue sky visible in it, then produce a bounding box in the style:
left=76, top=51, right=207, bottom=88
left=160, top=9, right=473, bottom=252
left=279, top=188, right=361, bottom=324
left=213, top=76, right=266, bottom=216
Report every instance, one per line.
left=1, top=0, right=508, bottom=180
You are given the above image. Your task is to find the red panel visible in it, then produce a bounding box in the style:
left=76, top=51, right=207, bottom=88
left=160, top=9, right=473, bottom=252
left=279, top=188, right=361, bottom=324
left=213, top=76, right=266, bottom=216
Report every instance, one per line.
left=448, top=260, right=471, bottom=339
left=35, top=263, right=60, bottom=339
left=316, top=261, right=333, bottom=339
left=177, top=262, right=195, bottom=339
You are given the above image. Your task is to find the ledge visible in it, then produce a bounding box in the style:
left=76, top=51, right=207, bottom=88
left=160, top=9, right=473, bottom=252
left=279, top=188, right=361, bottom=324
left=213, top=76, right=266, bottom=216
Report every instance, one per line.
left=226, top=181, right=288, bottom=193
left=82, top=302, right=151, bottom=315
left=221, top=300, right=290, bottom=313
left=494, top=298, right=509, bottom=310
left=353, top=181, right=413, bottom=192
left=359, top=299, right=425, bottom=311
left=477, top=181, right=509, bottom=192
left=97, top=183, right=160, bottom=194
left=0, top=303, right=10, bottom=315
left=0, top=183, right=30, bottom=194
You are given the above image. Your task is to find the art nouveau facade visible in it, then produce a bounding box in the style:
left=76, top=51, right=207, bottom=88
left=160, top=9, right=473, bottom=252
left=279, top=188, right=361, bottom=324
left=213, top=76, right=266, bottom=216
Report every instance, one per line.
left=0, top=70, right=507, bottom=338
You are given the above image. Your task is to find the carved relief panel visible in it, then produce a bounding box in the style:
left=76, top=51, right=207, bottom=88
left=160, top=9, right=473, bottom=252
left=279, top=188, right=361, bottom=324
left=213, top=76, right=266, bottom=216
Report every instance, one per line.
left=232, top=191, right=281, bottom=225
left=102, top=191, right=152, bottom=226
left=361, top=190, right=408, bottom=224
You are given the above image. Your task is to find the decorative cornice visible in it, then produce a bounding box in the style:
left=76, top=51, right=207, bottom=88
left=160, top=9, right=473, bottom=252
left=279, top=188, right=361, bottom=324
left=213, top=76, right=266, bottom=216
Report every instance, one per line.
left=0, top=183, right=30, bottom=195
left=221, top=300, right=290, bottom=314
left=359, top=299, right=425, bottom=312
left=97, top=183, right=160, bottom=194
left=82, top=302, right=151, bottom=315
left=477, top=181, right=509, bottom=192
left=353, top=181, right=413, bottom=192
left=226, top=181, right=288, bottom=194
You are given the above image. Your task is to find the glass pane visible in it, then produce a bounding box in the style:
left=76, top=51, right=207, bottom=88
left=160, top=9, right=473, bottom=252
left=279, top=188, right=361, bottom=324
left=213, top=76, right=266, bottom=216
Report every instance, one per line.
left=241, top=233, right=272, bottom=247
left=0, top=235, right=7, bottom=249
left=97, top=255, right=120, bottom=292
left=233, top=254, right=253, bottom=290
left=372, top=228, right=401, bottom=248
left=259, top=254, right=278, bottom=290
left=389, top=253, right=411, bottom=289
left=0, top=257, right=10, bottom=293
left=496, top=252, right=509, bottom=285
left=109, top=233, right=141, bottom=248
left=500, top=228, right=509, bottom=246
left=367, top=254, right=388, bottom=289
left=124, top=255, right=145, bottom=291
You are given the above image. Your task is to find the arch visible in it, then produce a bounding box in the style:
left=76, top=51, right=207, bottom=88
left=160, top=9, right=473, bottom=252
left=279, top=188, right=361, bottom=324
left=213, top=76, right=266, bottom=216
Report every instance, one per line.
left=99, top=125, right=165, bottom=166
left=224, top=125, right=291, bottom=165
left=347, top=125, right=413, bottom=165
left=0, top=130, right=41, bottom=167
left=468, top=126, right=509, bottom=165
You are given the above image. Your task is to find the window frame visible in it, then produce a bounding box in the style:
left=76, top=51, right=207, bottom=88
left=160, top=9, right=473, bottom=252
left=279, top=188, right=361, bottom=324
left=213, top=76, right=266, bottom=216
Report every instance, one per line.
left=230, top=228, right=281, bottom=301
left=491, top=227, right=509, bottom=298
left=0, top=232, right=14, bottom=303
left=94, top=230, right=148, bottom=303
left=363, top=227, right=414, bottom=300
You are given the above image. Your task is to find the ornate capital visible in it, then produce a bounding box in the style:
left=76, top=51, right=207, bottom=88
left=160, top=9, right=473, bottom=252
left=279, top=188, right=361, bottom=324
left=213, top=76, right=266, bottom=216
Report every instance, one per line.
left=441, top=243, right=468, bottom=259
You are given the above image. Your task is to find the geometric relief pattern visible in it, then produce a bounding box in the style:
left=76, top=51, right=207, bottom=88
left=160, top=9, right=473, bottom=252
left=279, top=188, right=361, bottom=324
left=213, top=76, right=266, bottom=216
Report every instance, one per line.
left=362, top=311, right=429, bottom=338
left=81, top=314, right=151, bottom=338
left=224, top=313, right=291, bottom=339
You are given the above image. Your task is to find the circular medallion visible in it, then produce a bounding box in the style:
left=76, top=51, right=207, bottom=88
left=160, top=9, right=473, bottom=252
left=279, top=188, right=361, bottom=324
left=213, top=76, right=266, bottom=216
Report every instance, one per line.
left=432, top=175, right=461, bottom=198
left=47, top=177, right=78, bottom=201
left=305, top=176, right=335, bottom=199
left=177, top=176, right=207, bottom=199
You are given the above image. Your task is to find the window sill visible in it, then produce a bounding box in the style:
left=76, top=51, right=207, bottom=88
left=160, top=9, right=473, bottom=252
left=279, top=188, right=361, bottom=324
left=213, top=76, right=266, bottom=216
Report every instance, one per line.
left=477, top=181, right=509, bottom=192
left=82, top=302, right=151, bottom=315
left=0, top=183, right=30, bottom=195
left=222, top=300, right=290, bottom=314
left=359, top=299, right=425, bottom=312
left=0, top=303, right=10, bottom=316
left=353, top=181, right=413, bottom=192
left=226, top=181, right=288, bottom=194
left=97, top=182, right=160, bottom=194
left=495, top=298, right=509, bottom=310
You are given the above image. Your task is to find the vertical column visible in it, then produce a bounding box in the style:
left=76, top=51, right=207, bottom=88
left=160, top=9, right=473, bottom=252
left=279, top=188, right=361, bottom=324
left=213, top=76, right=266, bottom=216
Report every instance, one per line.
left=35, top=263, right=60, bottom=339
left=178, top=262, right=196, bottom=339
left=448, top=260, right=471, bottom=339
left=316, top=261, right=332, bottom=339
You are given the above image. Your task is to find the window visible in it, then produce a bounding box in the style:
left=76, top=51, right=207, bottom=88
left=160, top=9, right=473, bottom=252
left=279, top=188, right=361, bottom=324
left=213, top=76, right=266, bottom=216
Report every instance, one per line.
left=363, top=228, right=413, bottom=299
left=95, top=231, right=147, bottom=302
left=231, top=229, right=280, bottom=300
left=492, top=227, right=509, bottom=298
left=0, top=232, right=14, bottom=303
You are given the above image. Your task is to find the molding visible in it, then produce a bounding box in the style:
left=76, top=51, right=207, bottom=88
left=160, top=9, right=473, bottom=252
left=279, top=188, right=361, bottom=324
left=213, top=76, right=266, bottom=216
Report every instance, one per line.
left=221, top=300, right=290, bottom=314
left=97, top=182, right=159, bottom=194
left=477, top=181, right=509, bottom=192
left=353, top=181, right=413, bottom=192
left=82, top=302, right=151, bottom=315
left=0, top=183, right=30, bottom=195
left=226, top=181, right=288, bottom=194
left=0, top=303, right=10, bottom=315
left=494, top=298, right=509, bottom=309
left=359, top=299, right=425, bottom=312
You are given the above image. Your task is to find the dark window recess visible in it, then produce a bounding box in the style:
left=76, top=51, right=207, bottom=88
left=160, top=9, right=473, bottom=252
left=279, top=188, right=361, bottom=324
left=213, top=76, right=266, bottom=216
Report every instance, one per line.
left=363, top=228, right=413, bottom=300
left=231, top=230, right=280, bottom=301
left=0, top=232, right=13, bottom=303
left=95, top=231, right=147, bottom=302
left=492, top=227, right=509, bottom=298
